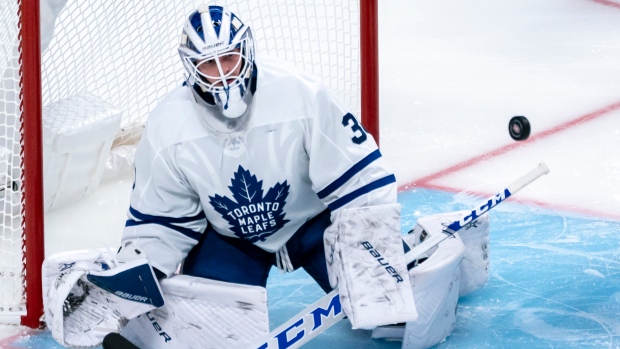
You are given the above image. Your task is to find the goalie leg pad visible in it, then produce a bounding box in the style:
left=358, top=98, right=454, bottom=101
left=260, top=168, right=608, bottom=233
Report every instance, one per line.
left=400, top=214, right=466, bottom=349
left=373, top=210, right=491, bottom=346
left=407, top=210, right=490, bottom=296
left=455, top=211, right=490, bottom=296
left=121, top=275, right=269, bottom=349
left=324, top=203, right=417, bottom=330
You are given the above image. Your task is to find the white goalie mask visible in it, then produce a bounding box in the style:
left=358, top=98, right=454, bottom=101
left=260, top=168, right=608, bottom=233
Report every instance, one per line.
left=179, top=5, right=255, bottom=119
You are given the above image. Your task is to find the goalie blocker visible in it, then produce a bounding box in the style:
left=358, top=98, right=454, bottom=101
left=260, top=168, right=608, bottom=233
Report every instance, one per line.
left=324, top=203, right=418, bottom=329
left=43, top=248, right=165, bottom=347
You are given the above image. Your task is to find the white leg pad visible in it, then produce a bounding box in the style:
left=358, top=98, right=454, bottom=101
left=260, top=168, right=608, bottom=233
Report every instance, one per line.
left=372, top=211, right=491, bottom=347
left=121, top=275, right=269, bottom=349
left=324, top=203, right=417, bottom=330
left=408, top=210, right=490, bottom=296
left=456, top=211, right=490, bottom=296
left=401, top=212, right=465, bottom=349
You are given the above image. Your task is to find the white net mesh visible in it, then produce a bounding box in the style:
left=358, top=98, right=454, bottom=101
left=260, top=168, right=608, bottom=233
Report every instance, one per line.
left=42, top=0, right=362, bottom=146
left=1, top=0, right=363, bottom=324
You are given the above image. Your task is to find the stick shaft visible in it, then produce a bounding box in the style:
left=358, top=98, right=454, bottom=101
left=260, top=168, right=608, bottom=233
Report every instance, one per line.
left=254, top=289, right=344, bottom=349
left=257, top=163, right=550, bottom=348
left=507, top=162, right=550, bottom=194
left=405, top=162, right=549, bottom=264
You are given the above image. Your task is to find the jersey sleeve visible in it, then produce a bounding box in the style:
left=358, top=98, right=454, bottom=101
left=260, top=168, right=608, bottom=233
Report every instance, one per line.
left=121, top=131, right=207, bottom=277
left=306, top=83, right=397, bottom=215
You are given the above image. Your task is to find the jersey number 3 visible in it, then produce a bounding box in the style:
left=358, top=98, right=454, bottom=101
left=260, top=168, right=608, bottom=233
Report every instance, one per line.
left=342, top=113, right=367, bottom=144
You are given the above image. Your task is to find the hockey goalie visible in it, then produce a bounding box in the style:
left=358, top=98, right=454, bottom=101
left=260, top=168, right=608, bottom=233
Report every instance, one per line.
left=42, top=5, right=492, bottom=349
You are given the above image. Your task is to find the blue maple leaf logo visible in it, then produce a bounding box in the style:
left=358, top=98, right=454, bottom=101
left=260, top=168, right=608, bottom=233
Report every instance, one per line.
left=209, top=166, right=290, bottom=243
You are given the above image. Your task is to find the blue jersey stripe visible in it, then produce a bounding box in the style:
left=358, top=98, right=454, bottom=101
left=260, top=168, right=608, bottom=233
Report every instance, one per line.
left=129, top=206, right=206, bottom=224
left=327, top=174, right=396, bottom=211
left=125, top=219, right=203, bottom=241
left=317, top=149, right=382, bottom=199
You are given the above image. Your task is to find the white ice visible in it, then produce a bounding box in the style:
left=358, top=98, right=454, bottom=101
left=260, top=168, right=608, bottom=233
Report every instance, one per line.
left=380, top=0, right=620, bottom=219
left=2, top=0, right=620, bottom=347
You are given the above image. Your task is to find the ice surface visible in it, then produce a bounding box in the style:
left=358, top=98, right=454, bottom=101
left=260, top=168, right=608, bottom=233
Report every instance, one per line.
left=3, top=0, right=620, bottom=347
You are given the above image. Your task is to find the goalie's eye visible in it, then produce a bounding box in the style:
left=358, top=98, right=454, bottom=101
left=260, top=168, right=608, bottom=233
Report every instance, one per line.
left=200, top=58, right=216, bottom=67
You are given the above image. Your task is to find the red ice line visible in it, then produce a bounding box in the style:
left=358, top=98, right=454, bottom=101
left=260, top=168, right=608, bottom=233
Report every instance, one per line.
left=1, top=0, right=619, bottom=348
left=0, top=331, right=35, bottom=349
left=397, top=0, right=620, bottom=219
left=591, top=0, right=620, bottom=9
left=397, top=100, right=620, bottom=220
left=399, top=100, right=620, bottom=189
left=421, top=182, right=620, bottom=221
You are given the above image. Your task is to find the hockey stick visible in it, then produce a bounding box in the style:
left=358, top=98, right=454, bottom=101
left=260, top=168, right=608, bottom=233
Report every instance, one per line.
left=102, top=164, right=551, bottom=349
left=255, top=288, right=345, bottom=349
left=102, top=333, right=140, bottom=349
left=254, top=162, right=550, bottom=349
left=405, top=162, right=550, bottom=264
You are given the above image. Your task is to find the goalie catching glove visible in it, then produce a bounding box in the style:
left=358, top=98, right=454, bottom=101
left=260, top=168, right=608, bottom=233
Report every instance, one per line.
left=43, top=245, right=165, bottom=347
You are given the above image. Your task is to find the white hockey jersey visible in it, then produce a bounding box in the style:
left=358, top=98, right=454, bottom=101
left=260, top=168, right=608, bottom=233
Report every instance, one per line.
left=122, top=56, right=397, bottom=276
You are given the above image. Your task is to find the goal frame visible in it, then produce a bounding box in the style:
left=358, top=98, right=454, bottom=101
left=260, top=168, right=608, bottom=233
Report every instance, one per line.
left=20, top=0, right=45, bottom=329
left=14, top=0, right=379, bottom=329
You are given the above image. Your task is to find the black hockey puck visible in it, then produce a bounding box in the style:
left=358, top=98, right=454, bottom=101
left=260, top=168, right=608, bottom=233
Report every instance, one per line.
left=509, top=116, right=530, bottom=141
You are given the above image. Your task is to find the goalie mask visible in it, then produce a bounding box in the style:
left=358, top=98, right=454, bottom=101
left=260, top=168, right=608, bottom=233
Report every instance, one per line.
left=179, top=5, right=255, bottom=119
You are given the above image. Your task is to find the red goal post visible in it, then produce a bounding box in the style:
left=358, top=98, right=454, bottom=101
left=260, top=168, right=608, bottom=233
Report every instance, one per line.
left=3, top=0, right=379, bottom=328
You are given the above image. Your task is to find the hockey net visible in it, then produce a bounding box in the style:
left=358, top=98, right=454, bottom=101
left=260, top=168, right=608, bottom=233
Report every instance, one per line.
left=1, top=0, right=377, bottom=328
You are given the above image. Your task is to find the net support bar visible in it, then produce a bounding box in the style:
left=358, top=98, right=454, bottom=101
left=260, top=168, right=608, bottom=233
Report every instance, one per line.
left=19, top=0, right=45, bottom=329
left=360, top=0, right=379, bottom=145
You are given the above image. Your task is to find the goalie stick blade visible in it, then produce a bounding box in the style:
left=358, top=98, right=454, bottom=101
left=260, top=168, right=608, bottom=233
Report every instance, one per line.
left=102, top=333, right=141, bottom=349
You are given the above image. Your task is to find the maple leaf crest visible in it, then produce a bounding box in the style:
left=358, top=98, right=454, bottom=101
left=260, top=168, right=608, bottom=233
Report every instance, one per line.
left=209, top=165, right=290, bottom=243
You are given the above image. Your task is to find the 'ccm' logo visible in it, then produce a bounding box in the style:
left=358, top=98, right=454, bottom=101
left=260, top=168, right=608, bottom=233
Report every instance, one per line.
left=361, top=241, right=403, bottom=283
left=453, top=189, right=510, bottom=230
left=257, top=292, right=342, bottom=349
